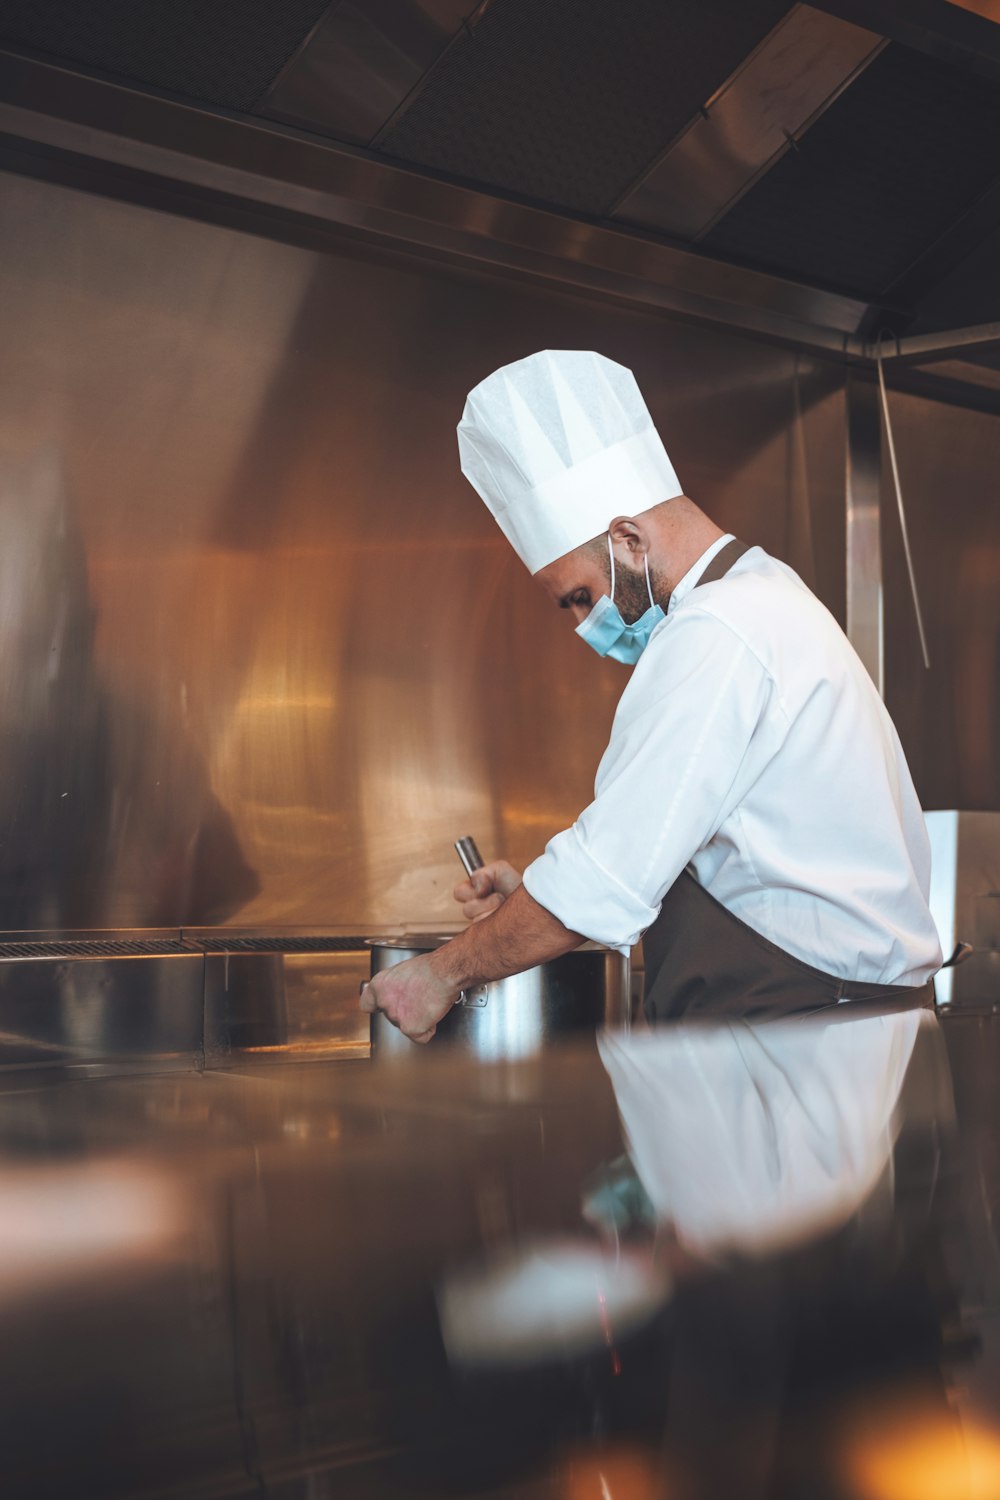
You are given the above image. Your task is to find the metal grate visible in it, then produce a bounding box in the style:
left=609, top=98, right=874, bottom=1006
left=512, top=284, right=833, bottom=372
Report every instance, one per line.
left=0, top=938, right=194, bottom=958
left=379, top=0, right=791, bottom=216
left=0, top=935, right=371, bottom=959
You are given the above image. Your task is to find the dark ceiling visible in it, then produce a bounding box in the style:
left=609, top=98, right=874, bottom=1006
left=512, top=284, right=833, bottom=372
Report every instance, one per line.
left=0, top=0, right=334, bottom=111
left=375, top=0, right=793, bottom=215
left=2, top=0, right=999, bottom=336
left=701, top=42, right=1000, bottom=305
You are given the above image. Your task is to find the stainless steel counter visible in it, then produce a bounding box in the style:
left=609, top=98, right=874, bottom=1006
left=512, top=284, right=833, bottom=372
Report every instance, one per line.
left=0, top=1045, right=623, bottom=1499
left=0, top=1010, right=998, bottom=1499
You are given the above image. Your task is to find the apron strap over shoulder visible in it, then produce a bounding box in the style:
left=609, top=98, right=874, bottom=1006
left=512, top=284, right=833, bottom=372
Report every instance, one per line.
left=695, top=538, right=750, bottom=588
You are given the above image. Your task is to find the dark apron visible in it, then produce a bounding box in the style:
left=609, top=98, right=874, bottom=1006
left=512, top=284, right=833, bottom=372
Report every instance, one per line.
left=642, top=539, right=935, bottom=1024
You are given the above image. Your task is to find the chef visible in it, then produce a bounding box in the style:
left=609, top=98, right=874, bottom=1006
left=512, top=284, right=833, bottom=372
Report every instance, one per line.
left=361, top=349, right=943, bottom=1041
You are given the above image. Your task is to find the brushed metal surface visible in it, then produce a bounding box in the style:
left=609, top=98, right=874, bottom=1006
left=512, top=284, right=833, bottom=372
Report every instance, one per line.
left=0, top=954, right=205, bottom=1072
left=0, top=1016, right=979, bottom=1498
left=0, top=943, right=372, bottom=1074
left=910, top=356, right=1000, bottom=391
left=0, top=1045, right=627, bottom=1497
left=615, top=5, right=885, bottom=242
left=0, top=50, right=873, bottom=354
left=201, top=947, right=371, bottom=1063
left=0, top=164, right=852, bottom=931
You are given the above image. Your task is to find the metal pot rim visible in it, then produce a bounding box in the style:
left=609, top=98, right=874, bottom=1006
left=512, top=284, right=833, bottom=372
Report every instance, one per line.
left=366, top=936, right=616, bottom=954
left=365, top=935, right=453, bottom=951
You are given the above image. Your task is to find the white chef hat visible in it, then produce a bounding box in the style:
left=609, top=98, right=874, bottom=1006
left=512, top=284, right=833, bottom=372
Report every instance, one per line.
left=457, top=350, right=682, bottom=574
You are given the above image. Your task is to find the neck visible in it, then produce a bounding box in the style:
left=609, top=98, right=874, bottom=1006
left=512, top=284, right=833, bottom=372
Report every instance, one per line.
left=649, top=497, right=726, bottom=602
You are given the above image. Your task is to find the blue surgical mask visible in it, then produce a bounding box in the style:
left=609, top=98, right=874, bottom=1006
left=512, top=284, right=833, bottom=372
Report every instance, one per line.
left=575, top=536, right=665, bottom=665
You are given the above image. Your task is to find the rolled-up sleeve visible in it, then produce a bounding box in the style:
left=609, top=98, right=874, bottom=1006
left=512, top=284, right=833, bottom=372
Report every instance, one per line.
left=522, top=608, right=774, bottom=948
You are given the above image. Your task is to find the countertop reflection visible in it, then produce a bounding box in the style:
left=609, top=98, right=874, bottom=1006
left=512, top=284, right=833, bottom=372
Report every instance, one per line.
left=0, top=1014, right=997, bottom=1500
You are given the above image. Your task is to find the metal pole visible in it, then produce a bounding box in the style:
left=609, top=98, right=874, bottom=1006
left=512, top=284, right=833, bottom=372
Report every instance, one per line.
left=845, top=371, right=884, bottom=696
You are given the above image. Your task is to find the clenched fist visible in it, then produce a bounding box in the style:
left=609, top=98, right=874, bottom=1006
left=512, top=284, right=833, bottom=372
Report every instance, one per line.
left=452, top=859, right=522, bottom=922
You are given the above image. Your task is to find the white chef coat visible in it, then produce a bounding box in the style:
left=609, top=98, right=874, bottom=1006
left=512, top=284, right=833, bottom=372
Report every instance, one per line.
left=523, top=538, right=942, bottom=986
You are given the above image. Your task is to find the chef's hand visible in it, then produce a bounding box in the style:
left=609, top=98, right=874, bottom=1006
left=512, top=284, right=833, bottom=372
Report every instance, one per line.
left=453, top=860, right=522, bottom=922
left=359, top=953, right=459, bottom=1044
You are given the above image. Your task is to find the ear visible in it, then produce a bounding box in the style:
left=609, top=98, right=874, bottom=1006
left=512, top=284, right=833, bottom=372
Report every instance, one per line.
left=607, top=515, right=648, bottom=558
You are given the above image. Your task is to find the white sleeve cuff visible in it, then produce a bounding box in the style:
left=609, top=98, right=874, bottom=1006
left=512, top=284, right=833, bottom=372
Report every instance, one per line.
left=522, top=825, right=659, bottom=950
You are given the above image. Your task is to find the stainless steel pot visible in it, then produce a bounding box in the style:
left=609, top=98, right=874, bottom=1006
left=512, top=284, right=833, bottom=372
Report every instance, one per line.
left=368, top=937, right=629, bottom=1060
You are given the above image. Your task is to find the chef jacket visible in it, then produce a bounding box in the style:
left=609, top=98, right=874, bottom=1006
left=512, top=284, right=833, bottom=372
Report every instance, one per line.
left=523, top=537, right=942, bottom=987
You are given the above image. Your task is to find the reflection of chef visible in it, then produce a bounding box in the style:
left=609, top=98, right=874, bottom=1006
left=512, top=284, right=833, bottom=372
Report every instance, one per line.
left=600, top=1012, right=958, bottom=1500
left=362, top=351, right=941, bottom=1040
left=439, top=1011, right=960, bottom=1500
left=439, top=1011, right=938, bottom=1370
left=596, top=1010, right=930, bottom=1261
left=443, top=997, right=940, bottom=1392
left=0, top=447, right=257, bottom=928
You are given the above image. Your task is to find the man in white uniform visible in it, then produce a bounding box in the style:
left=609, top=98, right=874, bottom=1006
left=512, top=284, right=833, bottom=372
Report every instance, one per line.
left=362, top=350, right=942, bottom=1041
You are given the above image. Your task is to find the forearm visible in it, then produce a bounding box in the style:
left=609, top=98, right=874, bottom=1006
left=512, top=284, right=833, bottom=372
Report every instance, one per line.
left=428, top=884, right=584, bottom=991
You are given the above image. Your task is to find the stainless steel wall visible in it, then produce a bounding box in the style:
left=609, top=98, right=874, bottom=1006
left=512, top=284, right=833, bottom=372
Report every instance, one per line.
left=3, top=164, right=987, bottom=932
left=881, top=388, right=1000, bottom=814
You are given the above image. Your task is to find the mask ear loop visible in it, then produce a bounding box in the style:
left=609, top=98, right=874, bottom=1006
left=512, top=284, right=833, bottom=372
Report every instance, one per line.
left=606, top=533, right=616, bottom=600
left=643, top=552, right=654, bottom=610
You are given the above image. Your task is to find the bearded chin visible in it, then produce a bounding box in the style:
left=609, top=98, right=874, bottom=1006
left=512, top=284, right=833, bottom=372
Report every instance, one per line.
left=614, top=561, right=657, bottom=625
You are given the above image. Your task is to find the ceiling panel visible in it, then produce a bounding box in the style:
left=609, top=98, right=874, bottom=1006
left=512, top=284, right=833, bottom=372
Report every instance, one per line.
left=702, top=42, right=1000, bottom=298
left=378, top=0, right=793, bottom=215
left=905, top=222, right=1000, bottom=332
left=258, top=0, right=476, bottom=146
left=0, top=0, right=332, bottom=112
left=614, top=6, right=885, bottom=241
